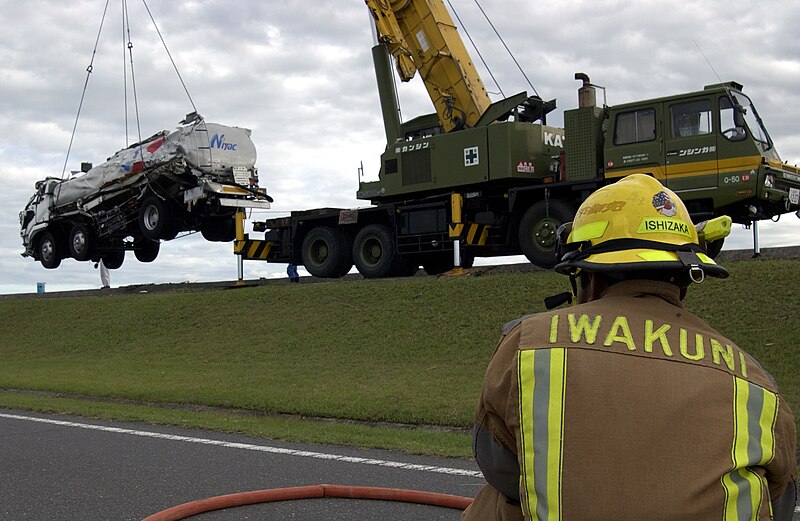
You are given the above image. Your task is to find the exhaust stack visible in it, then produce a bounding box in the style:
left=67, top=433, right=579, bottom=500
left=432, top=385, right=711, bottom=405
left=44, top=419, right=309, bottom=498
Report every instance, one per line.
left=575, top=72, right=596, bottom=108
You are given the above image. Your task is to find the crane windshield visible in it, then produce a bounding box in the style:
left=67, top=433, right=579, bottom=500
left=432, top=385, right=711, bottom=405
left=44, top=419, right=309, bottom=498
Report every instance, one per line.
left=721, top=91, right=772, bottom=149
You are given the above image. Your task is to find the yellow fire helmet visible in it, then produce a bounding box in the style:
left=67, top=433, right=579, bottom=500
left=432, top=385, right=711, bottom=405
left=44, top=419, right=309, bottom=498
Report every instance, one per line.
left=554, top=174, right=729, bottom=282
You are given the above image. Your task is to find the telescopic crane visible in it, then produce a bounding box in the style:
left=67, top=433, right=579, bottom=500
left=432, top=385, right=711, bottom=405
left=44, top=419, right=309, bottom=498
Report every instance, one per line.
left=242, top=0, right=800, bottom=279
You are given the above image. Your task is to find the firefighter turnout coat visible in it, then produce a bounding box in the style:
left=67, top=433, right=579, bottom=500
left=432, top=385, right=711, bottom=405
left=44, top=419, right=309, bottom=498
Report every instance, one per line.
left=463, top=279, right=796, bottom=521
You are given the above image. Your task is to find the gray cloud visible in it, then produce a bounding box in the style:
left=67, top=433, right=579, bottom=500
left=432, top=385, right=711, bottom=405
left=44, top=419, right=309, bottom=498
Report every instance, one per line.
left=3, top=0, right=798, bottom=293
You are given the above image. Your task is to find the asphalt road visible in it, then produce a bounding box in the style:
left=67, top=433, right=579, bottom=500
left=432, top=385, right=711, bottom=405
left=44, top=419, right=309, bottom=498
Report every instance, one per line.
left=0, top=409, right=483, bottom=520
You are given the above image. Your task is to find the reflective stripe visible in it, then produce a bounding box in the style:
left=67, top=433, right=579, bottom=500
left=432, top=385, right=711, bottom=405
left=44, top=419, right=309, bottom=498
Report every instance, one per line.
left=571, top=221, right=608, bottom=242
left=721, top=377, right=778, bottom=521
left=518, top=348, right=567, bottom=521
left=637, top=250, right=678, bottom=262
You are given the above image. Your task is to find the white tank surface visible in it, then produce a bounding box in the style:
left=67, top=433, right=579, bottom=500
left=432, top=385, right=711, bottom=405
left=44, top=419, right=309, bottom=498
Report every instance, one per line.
left=50, top=118, right=257, bottom=209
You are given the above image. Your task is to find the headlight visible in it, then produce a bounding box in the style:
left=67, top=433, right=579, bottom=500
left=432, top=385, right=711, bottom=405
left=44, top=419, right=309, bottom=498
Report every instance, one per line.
left=764, top=174, right=775, bottom=188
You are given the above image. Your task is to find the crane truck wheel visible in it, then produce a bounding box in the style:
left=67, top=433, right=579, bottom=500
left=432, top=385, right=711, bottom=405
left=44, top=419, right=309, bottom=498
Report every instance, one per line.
left=68, top=223, right=94, bottom=261
left=352, top=224, right=404, bottom=278
left=301, top=226, right=352, bottom=278
left=134, top=238, right=161, bottom=263
left=518, top=199, right=575, bottom=269
left=37, top=230, right=64, bottom=269
left=139, top=195, right=177, bottom=241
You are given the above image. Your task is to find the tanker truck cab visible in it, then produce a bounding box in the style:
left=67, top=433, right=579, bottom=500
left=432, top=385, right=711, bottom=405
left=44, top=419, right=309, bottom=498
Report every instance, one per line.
left=602, top=81, right=800, bottom=224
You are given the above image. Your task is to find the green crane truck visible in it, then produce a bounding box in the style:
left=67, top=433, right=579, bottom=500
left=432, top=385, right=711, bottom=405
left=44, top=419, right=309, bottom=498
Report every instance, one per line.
left=244, top=0, right=800, bottom=278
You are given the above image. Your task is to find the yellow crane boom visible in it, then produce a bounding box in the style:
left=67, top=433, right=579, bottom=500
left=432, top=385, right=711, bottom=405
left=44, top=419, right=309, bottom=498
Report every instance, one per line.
left=365, top=0, right=491, bottom=132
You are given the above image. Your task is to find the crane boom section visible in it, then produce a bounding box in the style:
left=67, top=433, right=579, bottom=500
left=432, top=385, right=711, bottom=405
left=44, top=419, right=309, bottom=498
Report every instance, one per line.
left=366, top=0, right=491, bottom=132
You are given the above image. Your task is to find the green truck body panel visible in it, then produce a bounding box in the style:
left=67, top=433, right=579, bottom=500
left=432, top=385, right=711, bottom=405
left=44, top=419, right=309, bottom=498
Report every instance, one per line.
left=255, top=34, right=800, bottom=278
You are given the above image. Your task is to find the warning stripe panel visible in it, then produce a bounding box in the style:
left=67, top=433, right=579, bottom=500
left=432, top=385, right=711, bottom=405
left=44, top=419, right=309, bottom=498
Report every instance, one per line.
left=234, top=239, right=272, bottom=260
left=448, top=223, right=489, bottom=245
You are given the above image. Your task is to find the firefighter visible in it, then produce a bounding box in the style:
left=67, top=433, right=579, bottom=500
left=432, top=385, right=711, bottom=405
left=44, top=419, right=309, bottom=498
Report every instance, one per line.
left=463, top=174, right=797, bottom=521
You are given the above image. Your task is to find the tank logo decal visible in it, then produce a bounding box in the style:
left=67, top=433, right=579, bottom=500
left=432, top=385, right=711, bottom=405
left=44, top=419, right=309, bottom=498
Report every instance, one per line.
left=210, top=133, right=238, bottom=151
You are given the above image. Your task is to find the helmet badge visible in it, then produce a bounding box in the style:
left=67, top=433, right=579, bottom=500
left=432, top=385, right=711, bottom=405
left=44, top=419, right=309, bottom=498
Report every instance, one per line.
left=652, top=191, right=677, bottom=217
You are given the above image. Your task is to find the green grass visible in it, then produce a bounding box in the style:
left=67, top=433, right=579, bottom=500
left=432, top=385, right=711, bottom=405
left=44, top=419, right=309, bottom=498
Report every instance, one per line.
left=0, top=259, right=797, bottom=459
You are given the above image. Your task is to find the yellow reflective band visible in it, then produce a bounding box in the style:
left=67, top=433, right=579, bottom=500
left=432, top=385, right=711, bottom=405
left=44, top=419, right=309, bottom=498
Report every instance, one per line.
left=570, top=221, right=608, bottom=242
left=518, top=349, right=566, bottom=521
left=722, top=377, right=779, bottom=521
left=637, top=251, right=676, bottom=262
left=637, top=217, right=692, bottom=237
left=697, top=252, right=716, bottom=264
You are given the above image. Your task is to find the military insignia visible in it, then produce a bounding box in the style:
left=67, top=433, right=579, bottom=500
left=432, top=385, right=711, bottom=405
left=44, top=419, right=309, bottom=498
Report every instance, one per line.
left=652, top=191, right=677, bottom=217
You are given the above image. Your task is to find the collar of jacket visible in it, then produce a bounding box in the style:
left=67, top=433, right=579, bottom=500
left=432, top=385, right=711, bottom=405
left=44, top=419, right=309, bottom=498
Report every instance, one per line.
left=599, top=279, right=685, bottom=308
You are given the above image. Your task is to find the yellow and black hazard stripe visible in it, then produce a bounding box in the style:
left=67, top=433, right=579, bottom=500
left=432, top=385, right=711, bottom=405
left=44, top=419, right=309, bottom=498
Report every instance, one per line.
left=448, top=223, right=489, bottom=245
left=234, top=239, right=272, bottom=260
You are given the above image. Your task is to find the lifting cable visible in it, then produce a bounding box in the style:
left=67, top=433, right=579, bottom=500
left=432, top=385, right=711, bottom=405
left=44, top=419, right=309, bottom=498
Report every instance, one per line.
left=141, top=0, right=198, bottom=114
left=122, top=0, right=144, bottom=161
left=60, top=0, right=111, bottom=182
left=61, top=0, right=199, bottom=183
left=473, top=0, right=539, bottom=98
left=445, top=0, right=505, bottom=98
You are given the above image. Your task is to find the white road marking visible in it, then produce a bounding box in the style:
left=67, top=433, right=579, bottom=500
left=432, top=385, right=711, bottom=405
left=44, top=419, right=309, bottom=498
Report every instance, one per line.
left=0, top=412, right=483, bottom=478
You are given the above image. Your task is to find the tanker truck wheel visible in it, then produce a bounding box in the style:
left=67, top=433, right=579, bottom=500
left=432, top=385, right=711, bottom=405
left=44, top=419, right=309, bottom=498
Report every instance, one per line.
left=134, top=238, right=160, bottom=263
left=139, top=195, right=177, bottom=241
left=101, top=249, right=125, bottom=270
left=68, top=223, right=94, bottom=261
left=301, top=226, right=352, bottom=278
left=518, top=199, right=574, bottom=269
left=37, top=231, right=63, bottom=269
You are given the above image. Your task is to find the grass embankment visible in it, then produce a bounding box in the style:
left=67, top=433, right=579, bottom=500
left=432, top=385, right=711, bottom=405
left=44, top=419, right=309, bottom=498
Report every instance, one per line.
left=0, top=259, right=797, bottom=459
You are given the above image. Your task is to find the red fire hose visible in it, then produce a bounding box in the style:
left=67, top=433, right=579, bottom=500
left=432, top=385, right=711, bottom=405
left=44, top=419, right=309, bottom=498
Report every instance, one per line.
left=142, top=484, right=474, bottom=520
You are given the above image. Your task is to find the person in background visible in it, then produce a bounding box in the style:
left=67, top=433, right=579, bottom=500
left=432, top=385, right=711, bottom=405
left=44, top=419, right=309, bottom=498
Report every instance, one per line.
left=287, top=263, right=300, bottom=283
left=99, top=259, right=110, bottom=289
left=463, top=174, right=796, bottom=521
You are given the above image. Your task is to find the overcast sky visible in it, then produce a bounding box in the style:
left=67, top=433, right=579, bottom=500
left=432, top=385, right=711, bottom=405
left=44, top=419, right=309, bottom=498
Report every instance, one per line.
left=2, top=0, right=799, bottom=294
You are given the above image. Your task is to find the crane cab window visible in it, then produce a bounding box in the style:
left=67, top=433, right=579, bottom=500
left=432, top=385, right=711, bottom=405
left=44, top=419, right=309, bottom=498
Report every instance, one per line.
left=719, top=96, right=749, bottom=142
left=670, top=100, right=712, bottom=138
left=614, top=108, right=656, bottom=145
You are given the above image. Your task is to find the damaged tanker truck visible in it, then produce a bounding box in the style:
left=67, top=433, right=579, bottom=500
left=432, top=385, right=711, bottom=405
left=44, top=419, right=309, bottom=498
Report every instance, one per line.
left=19, top=114, right=272, bottom=269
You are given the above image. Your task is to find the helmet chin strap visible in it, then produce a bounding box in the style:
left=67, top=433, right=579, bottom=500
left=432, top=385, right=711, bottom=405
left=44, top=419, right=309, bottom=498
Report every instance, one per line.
left=544, top=273, right=578, bottom=310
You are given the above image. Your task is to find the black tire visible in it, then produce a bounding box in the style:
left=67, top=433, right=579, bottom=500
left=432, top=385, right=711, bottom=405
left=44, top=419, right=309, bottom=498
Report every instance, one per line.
left=139, top=195, right=176, bottom=240
left=705, top=238, right=724, bottom=258
left=352, top=224, right=404, bottom=278
left=68, top=223, right=94, bottom=261
left=518, top=199, right=575, bottom=268
left=38, top=231, right=63, bottom=269
left=301, top=226, right=352, bottom=278
left=134, top=238, right=160, bottom=263
left=200, top=217, right=236, bottom=242
left=101, top=249, right=125, bottom=270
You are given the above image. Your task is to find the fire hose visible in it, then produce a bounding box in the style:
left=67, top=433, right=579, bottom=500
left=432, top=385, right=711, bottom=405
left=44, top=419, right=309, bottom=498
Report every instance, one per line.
left=142, top=484, right=474, bottom=520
